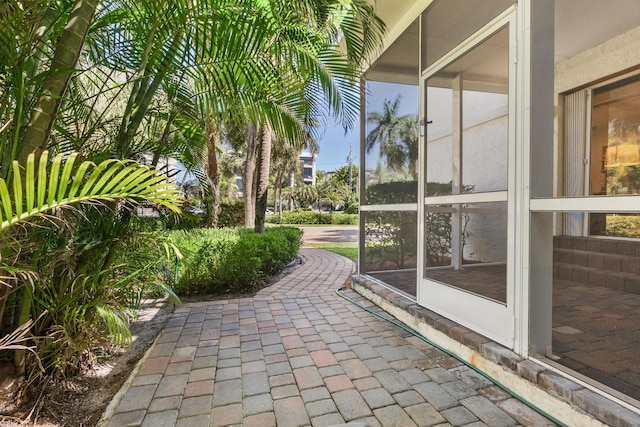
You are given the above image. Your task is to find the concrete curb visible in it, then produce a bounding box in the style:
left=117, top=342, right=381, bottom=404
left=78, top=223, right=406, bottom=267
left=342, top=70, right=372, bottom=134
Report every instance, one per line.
left=96, top=334, right=160, bottom=427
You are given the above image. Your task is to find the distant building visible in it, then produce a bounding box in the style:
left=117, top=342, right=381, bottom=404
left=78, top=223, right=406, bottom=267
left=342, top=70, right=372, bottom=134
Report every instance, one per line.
left=299, top=151, right=316, bottom=186
left=235, top=151, right=317, bottom=199
left=235, top=176, right=244, bottom=198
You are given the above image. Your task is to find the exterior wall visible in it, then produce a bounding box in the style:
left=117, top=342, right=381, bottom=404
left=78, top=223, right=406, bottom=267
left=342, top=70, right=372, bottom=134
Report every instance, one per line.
left=555, top=26, right=640, bottom=94
left=427, top=91, right=508, bottom=262
left=554, top=25, right=640, bottom=209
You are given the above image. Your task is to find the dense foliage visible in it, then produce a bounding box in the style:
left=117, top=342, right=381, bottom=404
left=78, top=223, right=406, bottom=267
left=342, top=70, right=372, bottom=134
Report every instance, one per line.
left=0, top=0, right=384, bottom=400
left=217, top=202, right=246, bottom=228
left=364, top=180, right=418, bottom=205
left=606, top=214, right=640, bottom=238
left=167, top=227, right=302, bottom=296
left=330, top=165, right=359, bottom=193
left=363, top=181, right=473, bottom=268
left=155, top=201, right=245, bottom=230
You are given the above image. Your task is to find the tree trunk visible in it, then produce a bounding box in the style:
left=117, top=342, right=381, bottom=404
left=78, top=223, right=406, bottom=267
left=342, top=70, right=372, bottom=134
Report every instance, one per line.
left=288, top=173, right=295, bottom=211
left=19, top=0, right=100, bottom=164
left=10, top=0, right=99, bottom=373
left=254, top=125, right=272, bottom=233
left=274, top=169, right=284, bottom=214
left=205, top=118, right=220, bottom=228
left=243, top=122, right=258, bottom=227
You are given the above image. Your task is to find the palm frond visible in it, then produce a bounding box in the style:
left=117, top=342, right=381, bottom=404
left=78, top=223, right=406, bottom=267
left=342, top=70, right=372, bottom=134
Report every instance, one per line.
left=0, top=151, right=182, bottom=231
left=95, top=304, right=133, bottom=346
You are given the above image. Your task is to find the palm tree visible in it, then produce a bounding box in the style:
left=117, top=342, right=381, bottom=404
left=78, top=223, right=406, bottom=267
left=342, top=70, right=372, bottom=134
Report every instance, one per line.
left=297, top=184, right=320, bottom=211
left=400, top=115, right=419, bottom=180
left=366, top=95, right=405, bottom=168
left=0, top=0, right=387, bottom=381
left=0, top=0, right=196, bottom=378
left=235, top=0, right=386, bottom=233
left=17, top=0, right=100, bottom=165
left=271, top=138, right=305, bottom=215
left=318, top=181, right=349, bottom=216
left=0, top=152, right=182, bottom=373
left=366, top=95, right=419, bottom=179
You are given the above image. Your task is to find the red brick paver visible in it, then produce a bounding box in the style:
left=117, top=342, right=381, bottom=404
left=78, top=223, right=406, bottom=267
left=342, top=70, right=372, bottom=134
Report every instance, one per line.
left=102, top=248, right=542, bottom=427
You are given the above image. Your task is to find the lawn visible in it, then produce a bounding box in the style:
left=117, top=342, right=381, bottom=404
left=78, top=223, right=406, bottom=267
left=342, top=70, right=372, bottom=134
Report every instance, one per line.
left=307, top=242, right=358, bottom=262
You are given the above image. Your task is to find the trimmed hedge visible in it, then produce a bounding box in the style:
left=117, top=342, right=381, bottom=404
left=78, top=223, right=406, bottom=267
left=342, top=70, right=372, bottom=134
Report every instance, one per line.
left=218, top=201, right=245, bottom=227
left=166, top=227, right=302, bottom=296
left=266, top=211, right=357, bottom=225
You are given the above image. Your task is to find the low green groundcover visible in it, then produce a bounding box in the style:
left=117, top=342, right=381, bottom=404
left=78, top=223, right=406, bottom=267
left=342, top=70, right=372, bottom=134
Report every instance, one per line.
left=166, top=226, right=302, bottom=296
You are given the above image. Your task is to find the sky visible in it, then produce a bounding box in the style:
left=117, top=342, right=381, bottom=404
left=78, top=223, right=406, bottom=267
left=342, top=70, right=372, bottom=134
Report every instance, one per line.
left=315, top=82, right=419, bottom=173
left=314, top=121, right=358, bottom=173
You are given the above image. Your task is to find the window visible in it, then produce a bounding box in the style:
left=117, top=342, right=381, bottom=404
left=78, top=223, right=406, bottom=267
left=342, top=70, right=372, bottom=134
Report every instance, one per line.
left=589, top=75, right=640, bottom=237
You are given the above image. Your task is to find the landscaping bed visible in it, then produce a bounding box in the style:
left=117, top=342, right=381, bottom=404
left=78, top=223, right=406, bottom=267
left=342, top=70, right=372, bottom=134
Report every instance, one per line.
left=1, top=226, right=303, bottom=426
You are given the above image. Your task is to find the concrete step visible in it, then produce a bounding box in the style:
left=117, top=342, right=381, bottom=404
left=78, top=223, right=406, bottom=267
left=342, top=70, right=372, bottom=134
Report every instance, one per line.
left=551, top=236, right=640, bottom=293
left=554, top=235, right=640, bottom=257
left=553, top=262, right=640, bottom=294
left=553, top=248, right=640, bottom=275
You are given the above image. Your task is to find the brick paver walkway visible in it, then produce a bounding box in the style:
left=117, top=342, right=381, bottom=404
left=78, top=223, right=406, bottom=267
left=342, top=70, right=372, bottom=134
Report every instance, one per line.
left=103, top=248, right=554, bottom=427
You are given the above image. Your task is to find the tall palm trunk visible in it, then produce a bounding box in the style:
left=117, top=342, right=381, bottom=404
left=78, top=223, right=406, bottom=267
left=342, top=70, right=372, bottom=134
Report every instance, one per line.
left=19, top=0, right=100, bottom=164
left=11, top=0, right=99, bottom=373
left=274, top=169, right=284, bottom=214
left=244, top=122, right=258, bottom=227
left=255, top=125, right=272, bottom=233
left=205, top=118, right=220, bottom=227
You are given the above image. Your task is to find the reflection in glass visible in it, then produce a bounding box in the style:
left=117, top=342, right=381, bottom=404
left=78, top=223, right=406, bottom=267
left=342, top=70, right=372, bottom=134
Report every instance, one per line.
left=590, top=75, right=640, bottom=196
left=424, top=204, right=454, bottom=268
left=425, top=84, right=453, bottom=195
left=424, top=202, right=507, bottom=303
left=364, top=81, right=419, bottom=203
left=425, top=26, right=509, bottom=196
left=363, top=211, right=417, bottom=297
left=588, top=75, right=640, bottom=237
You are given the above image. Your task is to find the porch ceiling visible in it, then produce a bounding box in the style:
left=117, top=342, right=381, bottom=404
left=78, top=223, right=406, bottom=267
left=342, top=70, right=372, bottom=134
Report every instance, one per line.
left=365, top=19, right=419, bottom=85
left=366, top=0, right=640, bottom=84
left=555, top=0, right=640, bottom=63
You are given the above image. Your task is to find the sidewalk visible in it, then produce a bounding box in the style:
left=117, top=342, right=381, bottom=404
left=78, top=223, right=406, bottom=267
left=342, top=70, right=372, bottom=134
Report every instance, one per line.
left=101, top=248, right=555, bottom=427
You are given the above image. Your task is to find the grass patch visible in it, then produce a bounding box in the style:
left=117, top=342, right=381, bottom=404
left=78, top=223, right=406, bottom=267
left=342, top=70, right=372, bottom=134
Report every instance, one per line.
left=307, top=242, right=358, bottom=262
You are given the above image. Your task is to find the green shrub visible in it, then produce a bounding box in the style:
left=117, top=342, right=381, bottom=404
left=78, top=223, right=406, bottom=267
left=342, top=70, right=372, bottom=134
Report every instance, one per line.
left=363, top=181, right=473, bottom=267
left=266, top=211, right=357, bottom=225
left=172, top=210, right=204, bottom=229
left=166, top=227, right=302, bottom=296
left=343, top=204, right=359, bottom=214
left=134, top=208, right=202, bottom=231
left=365, top=181, right=417, bottom=204
left=331, top=213, right=358, bottom=224
left=606, top=214, right=640, bottom=238
left=218, top=201, right=245, bottom=227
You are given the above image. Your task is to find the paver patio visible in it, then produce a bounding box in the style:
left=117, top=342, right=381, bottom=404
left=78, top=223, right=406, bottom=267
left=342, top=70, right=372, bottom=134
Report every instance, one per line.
left=102, top=248, right=555, bottom=427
